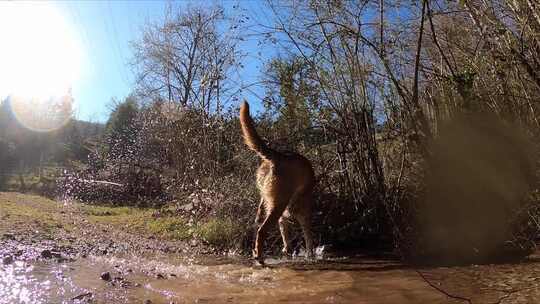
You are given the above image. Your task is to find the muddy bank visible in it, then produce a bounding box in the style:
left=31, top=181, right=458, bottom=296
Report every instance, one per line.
left=0, top=192, right=209, bottom=259
left=1, top=192, right=540, bottom=303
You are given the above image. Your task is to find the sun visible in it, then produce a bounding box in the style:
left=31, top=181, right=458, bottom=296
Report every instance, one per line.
left=0, top=2, right=83, bottom=131
left=0, top=2, right=82, bottom=99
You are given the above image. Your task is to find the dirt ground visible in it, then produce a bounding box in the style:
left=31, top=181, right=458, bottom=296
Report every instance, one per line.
left=1, top=192, right=539, bottom=303
left=0, top=192, right=201, bottom=259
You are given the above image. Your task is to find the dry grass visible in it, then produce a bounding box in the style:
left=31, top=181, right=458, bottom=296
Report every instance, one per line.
left=0, top=192, right=68, bottom=234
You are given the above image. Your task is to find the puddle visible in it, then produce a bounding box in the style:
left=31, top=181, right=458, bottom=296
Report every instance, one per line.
left=0, top=253, right=466, bottom=304
left=1, top=260, right=99, bottom=304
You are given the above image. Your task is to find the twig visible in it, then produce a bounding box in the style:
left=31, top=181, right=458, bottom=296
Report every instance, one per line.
left=75, top=179, right=124, bottom=187
left=416, top=270, right=472, bottom=303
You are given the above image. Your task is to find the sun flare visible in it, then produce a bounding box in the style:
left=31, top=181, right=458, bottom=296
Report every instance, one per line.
left=0, top=2, right=83, bottom=131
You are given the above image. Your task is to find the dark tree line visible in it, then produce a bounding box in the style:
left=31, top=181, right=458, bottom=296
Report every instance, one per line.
left=0, top=95, right=103, bottom=193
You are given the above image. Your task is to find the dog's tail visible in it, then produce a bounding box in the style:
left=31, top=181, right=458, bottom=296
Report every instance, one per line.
left=240, top=101, right=278, bottom=161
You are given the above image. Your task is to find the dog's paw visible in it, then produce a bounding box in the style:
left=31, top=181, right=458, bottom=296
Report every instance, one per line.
left=306, top=255, right=316, bottom=263
left=305, top=249, right=315, bottom=261
left=281, top=247, right=292, bottom=257
left=253, top=258, right=265, bottom=266
left=252, top=249, right=261, bottom=259
left=252, top=249, right=265, bottom=265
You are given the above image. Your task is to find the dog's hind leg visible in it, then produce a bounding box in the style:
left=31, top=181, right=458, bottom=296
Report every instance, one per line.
left=297, top=214, right=313, bottom=258
left=295, top=194, right=314, bottom=259
left=253, top=198, right=288, bottom=263
left=278, top=211, right=292, bottom=255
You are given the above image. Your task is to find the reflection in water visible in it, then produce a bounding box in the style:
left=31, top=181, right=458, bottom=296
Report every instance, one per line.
left=0, top=261, right=86, bottom=304
left=0, top=254, right=461, bottom=304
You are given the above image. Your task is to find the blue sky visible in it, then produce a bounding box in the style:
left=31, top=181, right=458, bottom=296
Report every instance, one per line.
left=55, top=1, right=166, bottom=121
left=4, top=1, right=273, bottom=123
left=58, top=0, right=271, bottom=122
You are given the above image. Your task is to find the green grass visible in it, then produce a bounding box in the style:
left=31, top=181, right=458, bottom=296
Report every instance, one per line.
left=2, top=201, right=56, bottom=226
left=195, top=218, right=241, bottom=247
left=147, top=217, right=192, bottom=240
left=0, top=192, right=244, bottom=247
left=85, top=205, right=150, bottom=231
left=0, top=192, right=66, bottom=232
left=83, top=205, right=135, bottom=217
left=84, top=204, right=193, bottom=240
left=84, top=204, right=242, bottom=245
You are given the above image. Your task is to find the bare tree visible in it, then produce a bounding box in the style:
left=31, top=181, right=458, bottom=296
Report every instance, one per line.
left=262, top=1, right=398, bottom=233
left=261, top=0, right=539, bottom=259
left=131, top=5, right=243, bottom=115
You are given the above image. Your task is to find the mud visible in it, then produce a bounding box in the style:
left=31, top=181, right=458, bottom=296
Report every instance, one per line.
left=1, top=192, right=539, bottom=303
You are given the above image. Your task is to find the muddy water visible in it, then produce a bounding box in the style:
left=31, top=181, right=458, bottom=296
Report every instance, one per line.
left=0, top=253, right=465, bottom=304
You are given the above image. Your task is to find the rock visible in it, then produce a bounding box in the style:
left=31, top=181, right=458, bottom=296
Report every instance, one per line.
left=2, top=233, right=15, bottom=240
left=72, top=292, right=92, bottom=301
left=56, top=256, right=73, bottom=263
left=41, top=250, right=63, bottom=260
left=179, top=203, right=194, bottom=212
left=100, top=272, right=111, bottom=281
left=110, top=276, right=133, bottom=288
left=2, top=256, right=13, bottom=265
left=41, top=250, right=52, bottom=258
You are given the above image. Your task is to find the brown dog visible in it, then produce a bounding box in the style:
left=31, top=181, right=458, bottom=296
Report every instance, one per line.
left=240, top=101, right=315, bottom=264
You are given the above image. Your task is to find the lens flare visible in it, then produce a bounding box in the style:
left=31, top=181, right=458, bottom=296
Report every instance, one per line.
left=0, top=2, right=83, bottom=131
left=8, top=95, right=74, bottom=132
